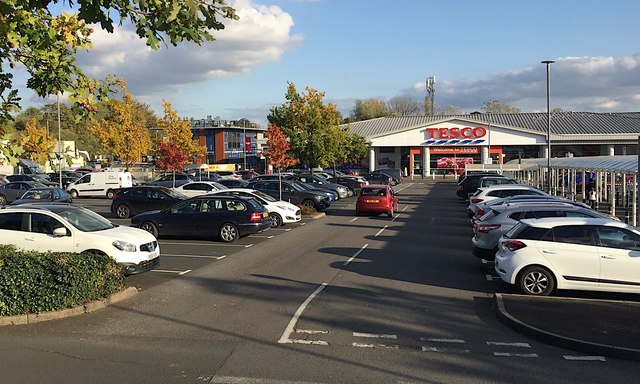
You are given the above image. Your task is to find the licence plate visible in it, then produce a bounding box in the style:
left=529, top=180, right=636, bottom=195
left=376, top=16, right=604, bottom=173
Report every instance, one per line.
left=263, top=212, right=269, bottom=218
left=365, top=199, right=379, bottom=203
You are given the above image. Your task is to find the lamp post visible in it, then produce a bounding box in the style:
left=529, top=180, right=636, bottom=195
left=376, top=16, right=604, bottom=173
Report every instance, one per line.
left=541, top=60, right=555, bottom=194
left=57, top=93, right=62, bottom=188
left=426, top=76, right=435, bottom=116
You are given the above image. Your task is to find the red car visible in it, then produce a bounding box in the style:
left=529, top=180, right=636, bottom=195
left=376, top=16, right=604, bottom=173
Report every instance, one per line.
left=356, top=185, right=398, bottom=217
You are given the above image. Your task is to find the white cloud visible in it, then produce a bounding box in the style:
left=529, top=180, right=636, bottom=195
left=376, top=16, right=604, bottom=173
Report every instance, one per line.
left=74, top=0, right=302, bottom=101
left=398, top=53, right=640, bottom=113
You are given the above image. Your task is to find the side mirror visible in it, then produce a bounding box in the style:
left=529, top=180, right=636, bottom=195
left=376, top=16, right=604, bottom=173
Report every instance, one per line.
left=53, top=227, right=67, bottom=237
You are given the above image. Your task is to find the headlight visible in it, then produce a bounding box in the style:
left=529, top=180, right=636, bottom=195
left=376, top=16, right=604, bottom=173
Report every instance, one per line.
left=314, top=195, right=323, bottom=200
left=113, top=240, right=137, bottom=252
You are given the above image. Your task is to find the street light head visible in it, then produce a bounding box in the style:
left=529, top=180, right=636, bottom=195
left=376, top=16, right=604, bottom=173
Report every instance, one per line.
left=541, top=60, right=555, bottom=65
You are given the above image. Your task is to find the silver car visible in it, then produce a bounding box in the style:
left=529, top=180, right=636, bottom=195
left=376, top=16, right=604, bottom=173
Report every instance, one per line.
left=471, top=202, right=611, bottom=261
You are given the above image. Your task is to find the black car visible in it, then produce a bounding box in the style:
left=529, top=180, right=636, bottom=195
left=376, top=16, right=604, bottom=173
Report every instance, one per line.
left=371, top=169, right=403, bottom=185
left=130, top=195, right=271, bottom=242
left=326, top=176, right=367, bottom=196
left=46, top=173, right=80, bottom=188
left=363, top=172, right=393, bottom=185
left=7, top=174, right=58, bottom=186
left=456, top=172, right=506, bottom=198
left=110, top=186, right=186, bottom=218
left=10, top=187, right=73, bottom=205
left=217, top=178, right=250, bottom=188
left=247, top=180, right=331, bottom=210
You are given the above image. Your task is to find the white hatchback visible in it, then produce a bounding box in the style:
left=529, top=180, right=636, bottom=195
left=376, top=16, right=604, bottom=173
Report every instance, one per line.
left=0, top=203, right=159, bottom=275
left=495, top=217, right=640, bottom=296
left=172, top=181, right=227, bottom=198
left=207, top=188, right=301, bottom=228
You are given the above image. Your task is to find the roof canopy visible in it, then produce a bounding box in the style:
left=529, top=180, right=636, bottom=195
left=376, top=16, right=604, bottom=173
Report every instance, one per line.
left=507, top=155, right=639, bottom=174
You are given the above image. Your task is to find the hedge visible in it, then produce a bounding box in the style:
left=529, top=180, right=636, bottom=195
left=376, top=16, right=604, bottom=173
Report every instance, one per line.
left=0, top=245, right=126, bottom=316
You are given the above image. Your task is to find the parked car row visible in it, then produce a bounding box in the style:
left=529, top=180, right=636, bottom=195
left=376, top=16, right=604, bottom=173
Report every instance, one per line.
left=459, top=179, right=638, bottom=297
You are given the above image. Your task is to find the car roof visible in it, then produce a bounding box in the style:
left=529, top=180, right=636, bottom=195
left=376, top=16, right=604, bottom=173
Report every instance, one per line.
left=362, top=184, right=389, bottom=189
left=492, top=201, right=585, bottom=212
left=2, top=202, right=76, bottom=212
left=477, top=184, right=539, bottom=191
left=519, top=217, right=628, bottom=229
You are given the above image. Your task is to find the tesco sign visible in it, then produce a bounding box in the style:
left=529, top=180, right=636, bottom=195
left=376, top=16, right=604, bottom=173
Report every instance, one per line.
left=425, top=127, right=487, bottom=140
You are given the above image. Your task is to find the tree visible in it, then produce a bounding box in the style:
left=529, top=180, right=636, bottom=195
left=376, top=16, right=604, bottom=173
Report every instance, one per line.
left=267, top=82, right=343, bottom=169
left=387, top=96, right=420, bottom=116
left=155, top=100, right=205, bottom=163
left=19, top=118, right=58, bottom=165
left=482, top=100, right=521, bottom=114
left=89, top=80, right=152, bottom=168
left=264, top=124, right=297, bottom=172
left=349, top=98, right=388, bottom=122
left=1, top=1, right=239, bottom=123
left=155, top=141, right=188, bottom=187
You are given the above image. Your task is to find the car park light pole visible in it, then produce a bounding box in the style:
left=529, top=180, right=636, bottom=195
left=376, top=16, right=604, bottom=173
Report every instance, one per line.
left=542, top=60, right=555, bottom=194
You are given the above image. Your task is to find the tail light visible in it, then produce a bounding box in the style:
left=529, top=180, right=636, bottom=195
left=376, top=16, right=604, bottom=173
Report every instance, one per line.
left=477, top=223, right=501, bottom=233
left=471, top=198, right=484, bottom=204
left=502, top=240, right=527, bottom=251
left=250, top=212, right=263, bottom=222
left=476, top=207, right=485, bottom=217
left=359, top=182, right=365, bottom=188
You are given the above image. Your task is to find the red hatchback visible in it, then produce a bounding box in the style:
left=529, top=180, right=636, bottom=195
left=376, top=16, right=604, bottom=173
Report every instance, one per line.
left=356, top=184, right=398, bottom=217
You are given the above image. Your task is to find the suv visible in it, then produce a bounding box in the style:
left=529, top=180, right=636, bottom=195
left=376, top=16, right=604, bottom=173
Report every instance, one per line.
left=456, top=173, right=506, bottom=198
left=472, top=202, right=613, bottom=260
left=150, top=173, right=194, bottom=187
left=495, top=217, right=640, bottom=296
left=247, top=180, right=331, bottom=211
left=285, top=173, right=349, bottom=199
left=0, top=203, right=159, bottom=275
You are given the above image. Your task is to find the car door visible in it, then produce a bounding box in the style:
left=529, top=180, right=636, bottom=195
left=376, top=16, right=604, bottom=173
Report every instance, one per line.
left=594, top=226, right=640, bottom=289
left=191, top=198, right=228, bottom=237
left=161, top=199, right=200, bottom=236
left=26, top=213, right=75, bottom=253
left=540, top=225, right=600, bottom=288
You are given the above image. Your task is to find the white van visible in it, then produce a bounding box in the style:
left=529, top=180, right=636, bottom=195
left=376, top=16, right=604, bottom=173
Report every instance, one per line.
left=67, top=171, right=132, bottom=198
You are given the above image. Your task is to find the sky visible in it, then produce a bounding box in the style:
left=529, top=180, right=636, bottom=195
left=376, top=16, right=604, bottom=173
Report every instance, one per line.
left=16, top=0, right=640, bottom=126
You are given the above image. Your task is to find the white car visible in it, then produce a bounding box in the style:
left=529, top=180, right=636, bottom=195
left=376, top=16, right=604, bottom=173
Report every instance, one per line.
left=172, top=181, right=227, bottom=197
left=207, top=188, right=301, bottom=227
left=0, top=204, right=159, bottom=275
left=495, top=217, right=640, bottom=296
left=467, top=184, right=547, bottom=215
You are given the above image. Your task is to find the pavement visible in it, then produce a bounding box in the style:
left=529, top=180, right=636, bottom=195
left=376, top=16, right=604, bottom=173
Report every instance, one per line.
left=495, top=293, right=640, bottom=361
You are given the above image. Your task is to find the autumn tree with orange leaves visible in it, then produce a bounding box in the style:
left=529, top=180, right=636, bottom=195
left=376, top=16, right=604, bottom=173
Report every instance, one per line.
left=264, top=124, right=297, bottom=172
left=155, top=100, right=205, bottom=163
left=19, top=118, right=58, bottom=165
left=90, top=80, right=152, bottom=168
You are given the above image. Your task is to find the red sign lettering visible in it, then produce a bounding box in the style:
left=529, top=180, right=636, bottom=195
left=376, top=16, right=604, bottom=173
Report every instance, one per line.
left=425, top=127, right=487, bottom=140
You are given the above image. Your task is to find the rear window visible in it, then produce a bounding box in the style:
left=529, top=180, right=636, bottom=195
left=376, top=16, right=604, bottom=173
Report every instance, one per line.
left=505, top=222, right=550, bottom=240
left=362, top=188, right=386, bottom=196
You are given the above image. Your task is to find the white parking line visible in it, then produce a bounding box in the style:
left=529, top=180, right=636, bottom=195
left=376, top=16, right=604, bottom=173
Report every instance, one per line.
left=352, top=342, right=398, bottom=349
left=349, top=217, right=358, bottom=222
left=487, top=342, right=531, bottom=347
left=374, top=225, right=388, bottom=237
left=152, top=269, right=191, bottom=275
left=422, top=338, right=466, bottom=343
left=344, top=244, right=368, bottom=266
left=353, top=332, right=397, bottom=339
left=493, top=352, right=538, bottom=358
left=278, top=283, right=328, bottom=344
left=159, top=241, right=250, bottom=248
left=563, top=355, right=606, bottom=361
left=161, top=254, right=223, bottom=259
left=422, top=346, right=470, bottom=353
left=249, top=235, right=274, bottom=238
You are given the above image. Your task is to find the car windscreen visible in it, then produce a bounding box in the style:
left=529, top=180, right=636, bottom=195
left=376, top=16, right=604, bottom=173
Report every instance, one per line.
left=251, top=190, right=277, bottom=202
left=56, top=207, right=115, bottom=231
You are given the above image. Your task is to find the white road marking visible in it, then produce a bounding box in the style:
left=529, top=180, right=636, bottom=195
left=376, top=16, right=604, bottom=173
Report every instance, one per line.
left=216, top=255, right=227, bottom=260
left=374, top=225, right=388, bottom=237
left=244, top=244, right=254, bottom=248
left=159, top=241, right=251, bottom=248
left=299, top=222, right=306, bottom=226
left=351, top=342, right=399, bottom=349
left=401, top=206, right=409, bottom=211
left=422, top=346, right=470, bottom=353
left=151, top=269, right=190, bottom=274
left=353, top=332, right=397, bottom=339
left=295, top=330, right=329, bottom=334
left=278, top=283, right=327, bottom=344
left=486, top=274, right=500, bottom=281
left=248, top=235, right=274, bottom=238
left=422, top=338, right=466, bottom=343
left=343, top=244, right=368, bottom=266
left=563, top=355, right=606, bottom=361
left=285, top=339, right=329, bottom=346
left=494, top=352, right=539, bottom=358
left=487, top=342, right=531, bottom=347
left=208, top=375, right=326, bottom=384
left=349, top=217, right=358, bottom=222
left=161, top=254, right=223, bottom=259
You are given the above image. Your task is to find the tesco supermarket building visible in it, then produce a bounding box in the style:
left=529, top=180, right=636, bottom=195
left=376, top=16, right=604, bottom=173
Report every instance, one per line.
left=346, top=112, right=640, bottom=176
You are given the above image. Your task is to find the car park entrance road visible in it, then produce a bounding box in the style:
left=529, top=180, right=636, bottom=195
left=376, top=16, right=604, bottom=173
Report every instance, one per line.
left=0, top=181, right=639, bottom=383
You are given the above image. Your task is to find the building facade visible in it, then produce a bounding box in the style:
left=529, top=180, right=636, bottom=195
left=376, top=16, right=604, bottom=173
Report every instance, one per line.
left=190, top=116, right=267, bottom=171
left=346, top=112, right=640, bottom=176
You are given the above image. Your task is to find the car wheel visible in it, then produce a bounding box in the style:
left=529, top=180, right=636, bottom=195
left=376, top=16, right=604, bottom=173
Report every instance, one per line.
left=140, top=221, right=159, bottom=238
left=0, top=194, right=6, bottom=206
left=269, top=212, right=283, bottom=228
left=115, top=204, right=131, bottom=219
left=106, top=189, right=115, bottom=199
left=347, top=188, right=354, bottom=198
left=518, top=266, right=555, bottom=296
left=301, top=199, right=316, bottom=209
left=219, top=223, right=239, bottom=242
left=387, top=208, right=394, bottom=218
left=69, top=189, right=79, bottom=198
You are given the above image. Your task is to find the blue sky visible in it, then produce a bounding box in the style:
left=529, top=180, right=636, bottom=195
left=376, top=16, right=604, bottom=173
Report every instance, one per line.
left=18, top=0, right=640, bottom=126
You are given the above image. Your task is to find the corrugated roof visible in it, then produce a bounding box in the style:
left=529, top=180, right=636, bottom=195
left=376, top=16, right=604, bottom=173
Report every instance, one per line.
left=346, top=112, right=640, bottom=140
left=510, top=155, right=639, bottom=174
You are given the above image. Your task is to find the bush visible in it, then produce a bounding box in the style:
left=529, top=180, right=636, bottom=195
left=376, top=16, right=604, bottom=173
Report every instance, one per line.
left=298, top=204, right=318, bottom=216
left=0, top=245, right=126, bottom=316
